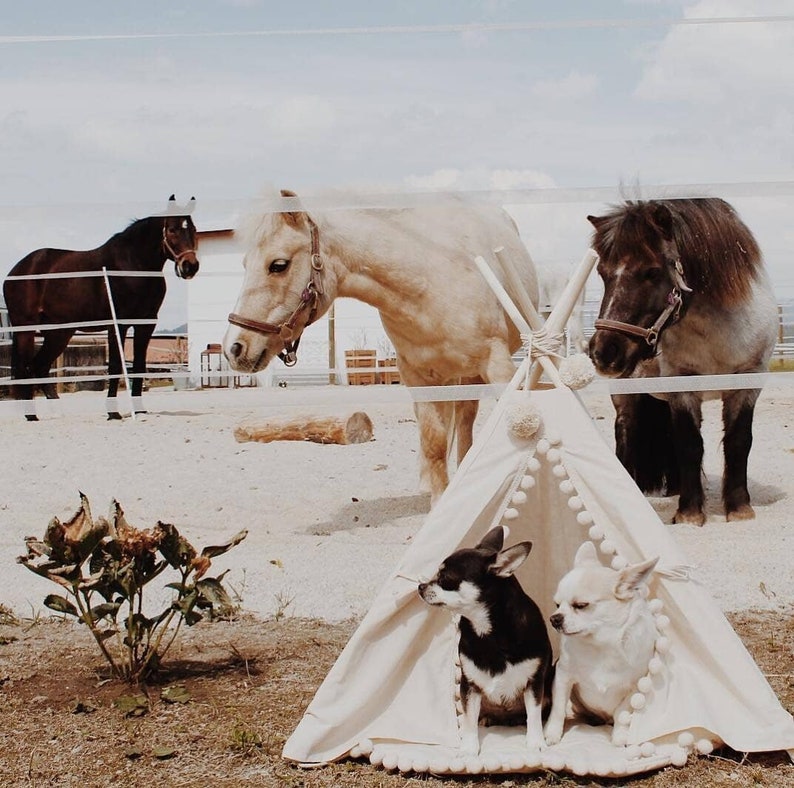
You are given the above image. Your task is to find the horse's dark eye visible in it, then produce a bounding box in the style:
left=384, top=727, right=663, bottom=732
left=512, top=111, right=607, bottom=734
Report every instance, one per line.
left=269, top=259, right=290, bottom=274
left=642, top=268, right=664, bottom=284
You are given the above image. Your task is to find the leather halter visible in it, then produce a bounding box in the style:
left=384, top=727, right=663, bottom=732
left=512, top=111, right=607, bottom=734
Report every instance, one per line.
left=227, top=217, right=324, bottom=366
left=162, top=225, right=198, bottom=266
left=594, top=258, right=691, bottom=351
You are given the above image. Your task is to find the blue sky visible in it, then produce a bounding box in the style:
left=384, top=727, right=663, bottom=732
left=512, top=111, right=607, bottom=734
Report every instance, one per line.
left=1, top=1, right=793, bottom=326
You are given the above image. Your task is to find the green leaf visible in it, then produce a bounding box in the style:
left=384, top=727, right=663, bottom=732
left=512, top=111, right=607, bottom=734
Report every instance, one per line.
left=43, top=594, right=78, bottom=617
left=161, top=685, right=191, bottom=704
left=114, top=694, right=149, bottom=717
left=200, top=529, right=248, bottom=559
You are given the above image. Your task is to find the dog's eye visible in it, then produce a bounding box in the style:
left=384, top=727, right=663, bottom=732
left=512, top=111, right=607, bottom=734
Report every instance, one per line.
left=572, top=601, right=590, bottom=610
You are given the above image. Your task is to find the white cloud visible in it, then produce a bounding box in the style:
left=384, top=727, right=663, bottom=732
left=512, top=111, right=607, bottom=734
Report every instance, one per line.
left=635, top=1, right=794, bottom=105
left=530, top=70, right=598, bottom=102
left=403, top=167, right=556, bottom=191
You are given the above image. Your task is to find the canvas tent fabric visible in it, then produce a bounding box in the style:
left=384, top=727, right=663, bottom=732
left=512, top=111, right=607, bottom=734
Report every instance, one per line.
left=282, top=386, right=794, bottom=777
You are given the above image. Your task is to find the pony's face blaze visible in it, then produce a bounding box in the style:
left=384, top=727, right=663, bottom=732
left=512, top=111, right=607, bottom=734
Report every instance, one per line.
left=222, top=215, right=314, bottom=373
left=589, top=220, right=680, bottom=378
left=164, top=215, right=200, bottom=279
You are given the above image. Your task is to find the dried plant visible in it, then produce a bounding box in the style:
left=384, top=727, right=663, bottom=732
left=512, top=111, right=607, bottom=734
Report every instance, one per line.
left=17, top=493, right=247, bottom=683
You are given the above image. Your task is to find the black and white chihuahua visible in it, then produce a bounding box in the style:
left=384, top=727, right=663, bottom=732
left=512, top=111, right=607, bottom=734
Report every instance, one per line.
left=418, top=526, right=553, bottom=754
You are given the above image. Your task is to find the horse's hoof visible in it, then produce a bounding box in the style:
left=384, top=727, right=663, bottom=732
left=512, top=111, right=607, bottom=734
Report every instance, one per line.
left=673, top=509, right=706, bottom=526
left=726, top=504, right=755, bottom=522
left=107, top=412, right=123, bottom=421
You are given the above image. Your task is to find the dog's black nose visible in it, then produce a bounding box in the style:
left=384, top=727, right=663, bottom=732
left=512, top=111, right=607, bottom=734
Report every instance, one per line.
left=550, top=612, right=564, bottom=631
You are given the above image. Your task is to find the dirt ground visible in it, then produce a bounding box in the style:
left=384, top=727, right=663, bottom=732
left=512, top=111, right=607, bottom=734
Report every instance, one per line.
left=0, top=606, right=791, bottom=788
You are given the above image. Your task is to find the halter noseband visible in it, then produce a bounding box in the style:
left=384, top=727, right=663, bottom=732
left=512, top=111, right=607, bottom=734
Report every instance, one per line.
left=594, top=258, right=692, bottom=351
left=162, top=225, right=198, bottom=266
left=227, top=217, right=324, bottom=367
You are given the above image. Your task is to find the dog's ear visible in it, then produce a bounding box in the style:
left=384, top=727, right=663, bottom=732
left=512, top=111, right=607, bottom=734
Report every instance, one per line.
left=614, top=556, right=659, bottom=600
left=476, top=526, right=506, bottom=554
left=573, top=540, right=600, bottom=568
left=490, top=542, right=532, bottom=578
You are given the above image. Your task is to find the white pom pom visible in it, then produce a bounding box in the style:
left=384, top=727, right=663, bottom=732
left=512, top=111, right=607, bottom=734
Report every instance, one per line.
left=655, top=636, right=671, bottom=654
left=648, top=656, right=664, bottom=675
left=696, top=739, right=714, bottom=755
left=655, top=614, right=671, bottom=631
left=567, top=496, right=583, bottom=511
left=599, top=539, right=617, bottom=555
left=464, top=756, right=482, bottom=774
left=412, top=757, right=429, bottom=773
left=611, top=555, right=628, bottom=570
left=552, top=464, right=567, bottom=478
left=369, top=750, right=384, bottom=767
left=559, top=353, right=596, bottom=389
left=546, top=448, right=561, bottom=464
left=359, top=739, right=374, bottom=756
left=677, top=732, right=695, bottom=748
left=381, top=751, right=399, bottom=770
left=617, top=710, right=633, bottom=727
left=637, top=676, right=653, bottom=693
left=511, top=490, right=527, bottom=505
left=547, top=433, right=562, bottom=446
left=588, top=525, right=604, bottom=540
left=503, top=507, right=519, bottom=520
left=520, top=474, right=536, bottom=489
left=536, top=438, right=550, bottom=455
left=397, top=755, right=413, bottom=773
left=527, top=457, right=541, bottom=472
left=671, top=747, right=689, bottom=767
left=506, top=400, right=541, bottom=439
left=559, top=479, right=575, bottom=494
left=625, top=744, right=642, bottom=760
left=349, top=745, right=362, bottom=758
left=640, top=742, right=656, bottom=758
left=630, top=692, right=646, bottom=710
left=577, top=511, right=593, bottom=526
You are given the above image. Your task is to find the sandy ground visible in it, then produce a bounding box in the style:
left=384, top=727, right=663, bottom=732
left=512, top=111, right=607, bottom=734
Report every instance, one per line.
left=1, top=380, right=793, bottom=622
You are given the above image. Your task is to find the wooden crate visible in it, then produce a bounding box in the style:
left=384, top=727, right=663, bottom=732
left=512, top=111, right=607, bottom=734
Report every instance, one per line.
left=345, top=349, right=377, bottom=385
left=378, top=357, right=401, bottom=384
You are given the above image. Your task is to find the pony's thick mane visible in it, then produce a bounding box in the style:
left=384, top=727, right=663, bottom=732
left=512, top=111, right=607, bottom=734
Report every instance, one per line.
left=592, top=198, right=763, bottom=307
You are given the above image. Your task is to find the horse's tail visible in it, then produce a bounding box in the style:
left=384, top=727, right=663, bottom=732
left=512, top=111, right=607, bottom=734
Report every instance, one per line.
left=612, top=393, right=679, bottom=495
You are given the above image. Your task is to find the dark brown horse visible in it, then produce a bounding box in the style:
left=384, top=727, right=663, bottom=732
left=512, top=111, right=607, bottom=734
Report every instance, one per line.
left=3, top=195, right=199, bottom=420
left=588, top=198, right=777, bottom=525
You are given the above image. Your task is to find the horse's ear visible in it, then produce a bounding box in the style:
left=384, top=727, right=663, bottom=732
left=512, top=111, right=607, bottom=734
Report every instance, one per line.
left=587, top=214, right=608, bottom=229
left=186, top=197, right=196, bottom=214
left=168, top=194, right=176, bottom=202
left=279, top=189, right=305, bottom=228
left=652, top=203, right=674, bottom=241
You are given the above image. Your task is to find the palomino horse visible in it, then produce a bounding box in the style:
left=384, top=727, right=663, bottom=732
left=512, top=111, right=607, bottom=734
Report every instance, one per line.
left=588, top=198, right=777, bottom=525
left=3, top=195, right=199, bottom=420
left=223, top=190, right=539, bottom=503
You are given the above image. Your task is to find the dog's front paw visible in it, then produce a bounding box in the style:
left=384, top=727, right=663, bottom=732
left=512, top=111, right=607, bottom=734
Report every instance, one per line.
left=526, top=733, right=546, bottom=752
left=543, top=721, right=563, bottom=746
left=460, top=733, right=479, bottom=756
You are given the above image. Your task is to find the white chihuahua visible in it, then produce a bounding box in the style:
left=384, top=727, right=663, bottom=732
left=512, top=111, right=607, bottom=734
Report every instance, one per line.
left=544, top=541, right=659, bottom=746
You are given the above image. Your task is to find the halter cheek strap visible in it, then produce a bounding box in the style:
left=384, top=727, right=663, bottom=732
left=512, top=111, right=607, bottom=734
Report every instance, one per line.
left=162, top=226, right=198, bottom=265
left=227, top=217, right=324, bottom=367
left=594, top=259, right=692, bottom=350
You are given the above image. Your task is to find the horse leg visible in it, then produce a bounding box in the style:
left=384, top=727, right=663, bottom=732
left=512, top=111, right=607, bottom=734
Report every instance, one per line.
left=721, top=389, right=760, bottom=521
left=455, top=377, right=481, bottom=465
left=11, top=329, right=38, bottom=420
left=669, top=394, right=706, bottom=526
left=106, top=325, right=129, bottom=420
left=33, top=329, right=74, bottom=400
left=130, top=324, right=155, bottom=411
left=612, top=393, right=679, bottom=495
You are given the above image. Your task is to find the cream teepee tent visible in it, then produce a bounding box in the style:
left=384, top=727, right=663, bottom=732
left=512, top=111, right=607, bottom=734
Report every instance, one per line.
left=283, top=252, right=794, bottom=778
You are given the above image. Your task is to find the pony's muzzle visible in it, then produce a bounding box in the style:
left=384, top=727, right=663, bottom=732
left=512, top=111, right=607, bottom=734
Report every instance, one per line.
left=176, top=257, right=200, bottom=280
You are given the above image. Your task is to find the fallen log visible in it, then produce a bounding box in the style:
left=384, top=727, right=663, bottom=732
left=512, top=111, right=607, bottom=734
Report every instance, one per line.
left=233, top=411, right=374, bottom=445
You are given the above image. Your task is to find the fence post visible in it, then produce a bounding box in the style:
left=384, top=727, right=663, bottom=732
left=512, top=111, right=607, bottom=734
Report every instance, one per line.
left=102, top=267, right=135, bottom=421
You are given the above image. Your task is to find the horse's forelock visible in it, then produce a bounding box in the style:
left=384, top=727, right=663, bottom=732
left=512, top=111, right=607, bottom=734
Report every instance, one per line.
left=593, top=199, right=762, bottom=307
